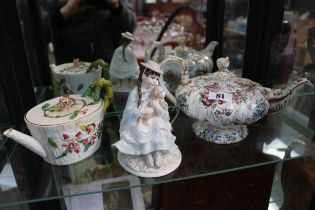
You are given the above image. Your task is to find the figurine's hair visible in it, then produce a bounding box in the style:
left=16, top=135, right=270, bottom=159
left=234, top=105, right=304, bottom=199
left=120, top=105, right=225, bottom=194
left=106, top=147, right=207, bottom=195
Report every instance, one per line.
left=137, top=69, right=144, bottom=108
left=137, top=68, right=160, bottom=108
left=122, top=37, right=132, bottom=62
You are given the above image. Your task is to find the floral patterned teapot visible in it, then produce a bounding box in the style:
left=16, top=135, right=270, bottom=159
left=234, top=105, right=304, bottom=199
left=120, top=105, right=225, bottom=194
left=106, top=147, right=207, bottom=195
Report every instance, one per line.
left=3, top=79, right=113, bottom=165
left=51, top=59, right=108, bottom=96
left=160, top=56, right=313, bottom=144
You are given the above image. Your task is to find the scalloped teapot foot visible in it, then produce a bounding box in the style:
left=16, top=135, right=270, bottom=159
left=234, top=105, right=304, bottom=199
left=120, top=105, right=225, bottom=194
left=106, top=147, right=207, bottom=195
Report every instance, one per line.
left=192, top=121, right=248, bottom=144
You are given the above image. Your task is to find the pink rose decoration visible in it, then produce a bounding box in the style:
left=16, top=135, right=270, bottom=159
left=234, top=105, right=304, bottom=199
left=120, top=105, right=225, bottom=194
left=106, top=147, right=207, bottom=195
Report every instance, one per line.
left=63, top=134, right=70, bottom=140
left=72, top=58, right=83, bottom=68
left=75, top=131, right=82, bottom=138
left=87, top=125, right=95, bottom=134
left=83, top=138, right=89, bottom=145
left=74, top=145, right=80, bottom=153
left=68, top=142, right=76, bottom=149
left=81, top=108, right=88, bottom=115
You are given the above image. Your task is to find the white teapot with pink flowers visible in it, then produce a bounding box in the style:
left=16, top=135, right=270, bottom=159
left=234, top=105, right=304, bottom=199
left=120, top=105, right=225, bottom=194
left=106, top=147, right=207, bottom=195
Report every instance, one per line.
left=3, top=78, right=113, bottom=165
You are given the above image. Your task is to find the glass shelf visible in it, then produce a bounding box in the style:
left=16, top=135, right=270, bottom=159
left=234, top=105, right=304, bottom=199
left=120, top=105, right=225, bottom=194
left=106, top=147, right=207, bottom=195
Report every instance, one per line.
left=1, top=92, right=315, bottom=208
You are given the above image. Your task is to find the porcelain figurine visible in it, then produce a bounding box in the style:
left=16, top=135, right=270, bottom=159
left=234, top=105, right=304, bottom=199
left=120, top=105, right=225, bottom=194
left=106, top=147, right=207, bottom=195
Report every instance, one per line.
left=159, top=56, right=313, bottom=144
left=110, top=32, right=140, bottom=112
left=110, top=32, right=140, bottom=93
left=112, top=60, right=181, bottom=177
left=51, top=59, right=107, bottom=96
left=3, top=79, right=113, bottom=165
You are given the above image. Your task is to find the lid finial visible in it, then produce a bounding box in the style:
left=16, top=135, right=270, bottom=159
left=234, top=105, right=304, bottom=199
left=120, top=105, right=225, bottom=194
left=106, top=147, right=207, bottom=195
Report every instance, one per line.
left=216, top=57, right=230, bottom=71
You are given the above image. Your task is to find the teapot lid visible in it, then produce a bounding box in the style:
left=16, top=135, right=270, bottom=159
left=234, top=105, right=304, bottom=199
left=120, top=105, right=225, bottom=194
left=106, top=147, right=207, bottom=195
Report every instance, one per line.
left=52, top=59, right=91, bottom=75
left=25, top=95, right=102, bottom=126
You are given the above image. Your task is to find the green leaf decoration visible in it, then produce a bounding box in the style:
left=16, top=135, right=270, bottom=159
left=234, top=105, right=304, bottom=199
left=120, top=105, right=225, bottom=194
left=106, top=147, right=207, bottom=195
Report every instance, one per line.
left=84, top=144, right=90, bottom=152
left=55, top=148, right=69, bottom=159
left=62, top=84, right=73, bottom=94
left=82, top=87, right=93, bottom=97
left=87, top=101, right=98, bottom=106
left=69, top=110, right=79, bottom=120
left=42, top=103, right=50, bottom=110
left=77, top=84, right=84, bottom=91
left=48, top=138, right=58, bottom=148
left=89, top=123, right=96, bottom=129
left=86, top=59, right=107, bottom=73
left=79, top=124, right=88, bottom=131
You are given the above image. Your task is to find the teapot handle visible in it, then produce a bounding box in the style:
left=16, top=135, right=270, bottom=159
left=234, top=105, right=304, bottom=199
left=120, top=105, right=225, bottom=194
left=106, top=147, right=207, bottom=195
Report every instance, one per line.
left=101, top=80, right=113, bottom=111
left=82, top=78, right=113, bottom=112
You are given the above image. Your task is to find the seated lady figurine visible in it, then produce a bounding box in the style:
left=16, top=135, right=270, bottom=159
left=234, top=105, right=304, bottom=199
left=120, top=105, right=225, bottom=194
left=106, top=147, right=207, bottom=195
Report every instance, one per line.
left=112, top=60, right=181, bottom=177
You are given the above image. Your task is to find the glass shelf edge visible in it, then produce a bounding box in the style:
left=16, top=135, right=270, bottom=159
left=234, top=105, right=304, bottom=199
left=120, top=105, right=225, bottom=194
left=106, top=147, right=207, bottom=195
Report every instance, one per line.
left=2, top=152, right=315, bottom=208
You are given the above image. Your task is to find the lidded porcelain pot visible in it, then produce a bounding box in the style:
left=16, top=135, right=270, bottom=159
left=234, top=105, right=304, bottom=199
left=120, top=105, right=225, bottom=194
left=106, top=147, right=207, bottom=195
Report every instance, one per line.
left=51, top=59, right=104, bottom=96
left=159, top=56, right=313, bottom=144
left=3, top=94, right=105, bottom=165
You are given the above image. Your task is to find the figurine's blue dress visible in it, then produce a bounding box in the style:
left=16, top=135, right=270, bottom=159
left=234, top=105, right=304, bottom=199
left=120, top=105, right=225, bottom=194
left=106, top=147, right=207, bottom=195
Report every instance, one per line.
left=112, top=87, right=177, bottom=155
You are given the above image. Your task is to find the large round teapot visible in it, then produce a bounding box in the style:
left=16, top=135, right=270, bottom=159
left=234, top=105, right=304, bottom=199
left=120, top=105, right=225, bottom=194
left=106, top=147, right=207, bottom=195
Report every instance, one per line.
left=160, top=56, right=313, bottom=144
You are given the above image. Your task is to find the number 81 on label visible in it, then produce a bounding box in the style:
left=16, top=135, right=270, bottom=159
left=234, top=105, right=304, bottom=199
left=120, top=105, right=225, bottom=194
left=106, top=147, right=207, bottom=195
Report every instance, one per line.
left=208, top=92, right=232, bottom=103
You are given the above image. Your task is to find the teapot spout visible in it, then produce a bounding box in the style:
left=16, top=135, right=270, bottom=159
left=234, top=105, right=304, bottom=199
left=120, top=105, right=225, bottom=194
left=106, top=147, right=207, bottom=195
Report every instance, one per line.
left=201, top=41, right=219, bottom=58
left=3, top=129, right=46, bottom=158
left=267, top=78, right=313, bottom=113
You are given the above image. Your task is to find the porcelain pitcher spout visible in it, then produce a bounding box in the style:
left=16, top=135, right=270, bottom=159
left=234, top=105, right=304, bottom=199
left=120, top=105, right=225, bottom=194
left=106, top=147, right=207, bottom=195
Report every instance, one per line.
left=3, top=128, right=46, bottom=158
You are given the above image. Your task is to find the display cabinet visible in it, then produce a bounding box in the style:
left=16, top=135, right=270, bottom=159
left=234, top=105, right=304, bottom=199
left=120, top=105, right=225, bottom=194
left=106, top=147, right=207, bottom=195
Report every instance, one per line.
left=1, top=0, right=315, bottom=210
left=0, top=95, right=315, bottom=209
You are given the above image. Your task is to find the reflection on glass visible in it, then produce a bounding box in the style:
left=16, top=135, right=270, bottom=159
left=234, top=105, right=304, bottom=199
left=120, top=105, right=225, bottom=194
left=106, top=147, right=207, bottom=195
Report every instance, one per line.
left=145, top=0, right=157, bottom=3
left=276, top=1, right=315, bottom=140
left=62, top=175, right=145, bottom=210
left=132, top=0, right=207, bottom=60
left=275, top=1, right=315, bottom=89
left=223, top=0, right=249, bottom=73
left=0, top=84, right=10, bottom=126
